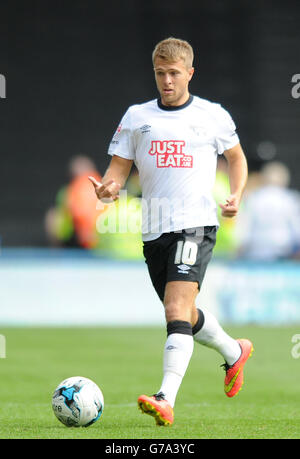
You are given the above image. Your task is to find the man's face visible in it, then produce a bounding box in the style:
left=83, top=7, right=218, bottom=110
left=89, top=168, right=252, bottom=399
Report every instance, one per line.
left=154, top=57, right=194, bottom=106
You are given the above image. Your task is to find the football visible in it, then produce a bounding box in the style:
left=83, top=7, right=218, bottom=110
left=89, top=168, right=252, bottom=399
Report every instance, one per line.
left=52, top=376, right=104, bottom=427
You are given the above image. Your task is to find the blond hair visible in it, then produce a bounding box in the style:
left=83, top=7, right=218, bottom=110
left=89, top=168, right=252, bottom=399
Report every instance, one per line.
left=152, top=37, right=194, bottom=69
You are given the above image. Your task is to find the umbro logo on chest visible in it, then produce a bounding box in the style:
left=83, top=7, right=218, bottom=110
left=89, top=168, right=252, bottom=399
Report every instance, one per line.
left=139, top=124, right=151, bottom=134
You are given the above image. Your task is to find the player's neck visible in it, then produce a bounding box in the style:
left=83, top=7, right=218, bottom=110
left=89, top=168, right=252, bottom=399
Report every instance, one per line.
left=158, top=94, right=193, bottom=111
left=160, top=91, right=191, bottom=108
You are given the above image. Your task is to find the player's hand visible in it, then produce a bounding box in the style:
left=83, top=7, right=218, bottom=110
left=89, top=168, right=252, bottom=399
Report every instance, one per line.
left=219, top=194, right=240, bottom=218
left=88, top=176, right=121, bottom=203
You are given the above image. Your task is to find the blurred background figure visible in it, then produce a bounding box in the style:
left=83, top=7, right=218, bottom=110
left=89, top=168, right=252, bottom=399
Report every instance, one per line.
left=95, top=167, right=144, bottom=260
left=44, top=155, right=103, bottom=249
left=236, top=161, right=300, bottom=260
left=45, top=158, right=144, bottom=259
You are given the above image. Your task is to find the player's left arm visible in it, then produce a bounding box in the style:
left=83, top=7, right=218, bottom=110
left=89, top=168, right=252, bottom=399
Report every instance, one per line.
left=220, top=143, right=248, bottom=218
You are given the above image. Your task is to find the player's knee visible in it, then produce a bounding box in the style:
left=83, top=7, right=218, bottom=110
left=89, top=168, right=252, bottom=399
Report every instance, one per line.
left=164, top=300, right=190, bottom=323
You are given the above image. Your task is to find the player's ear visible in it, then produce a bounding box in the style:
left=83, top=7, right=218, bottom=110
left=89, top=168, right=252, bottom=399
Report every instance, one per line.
left=188, top=67, right=195, bottom=81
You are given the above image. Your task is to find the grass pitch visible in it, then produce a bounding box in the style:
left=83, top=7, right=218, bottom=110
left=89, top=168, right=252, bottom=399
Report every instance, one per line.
left=0, top=326, right=299, bottom=439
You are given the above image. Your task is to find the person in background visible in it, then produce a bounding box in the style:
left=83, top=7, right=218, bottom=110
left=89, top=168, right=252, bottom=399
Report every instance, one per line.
left=236, top=161, right=300, bottom=260
left=95, top=167, right=144, bottom=260
left=44, top=155, right=103, bottom=248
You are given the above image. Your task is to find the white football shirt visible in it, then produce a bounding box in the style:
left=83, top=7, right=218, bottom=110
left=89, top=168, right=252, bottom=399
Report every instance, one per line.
left=108, top=95, right=239, bottom=241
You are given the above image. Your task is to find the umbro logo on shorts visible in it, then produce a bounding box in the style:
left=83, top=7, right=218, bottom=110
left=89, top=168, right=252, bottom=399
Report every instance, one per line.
left=177, top=264, right=191, bottom=274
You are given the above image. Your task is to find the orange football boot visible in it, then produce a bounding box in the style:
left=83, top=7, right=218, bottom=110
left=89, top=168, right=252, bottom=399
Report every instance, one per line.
left=222, top=338, right=254, bottom=398
left=138, top=392, right=174, bottom=426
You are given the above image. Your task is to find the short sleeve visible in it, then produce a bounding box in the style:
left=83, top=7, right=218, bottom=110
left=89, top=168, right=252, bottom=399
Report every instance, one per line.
left=108, top=108, right=135, bottom=160
left=214, top=105, right=240, bottom=155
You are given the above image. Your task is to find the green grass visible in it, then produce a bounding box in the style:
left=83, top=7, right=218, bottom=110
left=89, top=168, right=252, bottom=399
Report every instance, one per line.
left=0, top=326, right=299, bottom=439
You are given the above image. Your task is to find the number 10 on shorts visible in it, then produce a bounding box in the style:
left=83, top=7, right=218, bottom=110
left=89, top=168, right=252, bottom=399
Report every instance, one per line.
left=174, top=240, right=198, bottom=266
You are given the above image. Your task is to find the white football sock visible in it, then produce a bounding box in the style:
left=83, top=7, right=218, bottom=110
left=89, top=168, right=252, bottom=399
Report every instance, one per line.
left=193, top=309, right=241, bottom=366
left=158, top=332, right=194, bottom=408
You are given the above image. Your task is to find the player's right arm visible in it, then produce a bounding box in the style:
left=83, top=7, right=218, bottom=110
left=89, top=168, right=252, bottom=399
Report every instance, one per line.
left=88, top=155, right=133, bottom=202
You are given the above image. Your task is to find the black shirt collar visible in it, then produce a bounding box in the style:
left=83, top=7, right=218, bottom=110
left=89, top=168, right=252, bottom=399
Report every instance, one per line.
left=157, top=94, right=193, bottom=111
